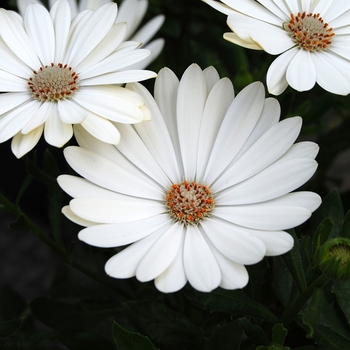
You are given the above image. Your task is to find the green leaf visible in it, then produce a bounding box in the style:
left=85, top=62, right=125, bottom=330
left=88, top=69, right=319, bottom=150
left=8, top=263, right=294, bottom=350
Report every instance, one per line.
left=30, top=297, right=121, bottom=331
left=113, top=322, right=158, bottom=350
left=302, top=288, right=323, bottom=338
left=280, top=230, right=307, bottom=293
left=185, top=288, right=278, bottom=324
left=202, top=320, right=243, bottom=350
left=0, top=317, right=25, bottom=339
left=239, top=318, right=269, bottom=346
left=341, top=210, right=350, bottom=239
left=124, top=300, right=203, bottom=349
left=271, top=324, right=288, bottom=347
left=0, top=286, right=27, bottom=321
left=312, top=218, right=334, bottom=263
left=309, top=190, right=344, bottom=239
left=313, top=325, right=350, bottom=349
left=332, top=279, right=350, bottom=327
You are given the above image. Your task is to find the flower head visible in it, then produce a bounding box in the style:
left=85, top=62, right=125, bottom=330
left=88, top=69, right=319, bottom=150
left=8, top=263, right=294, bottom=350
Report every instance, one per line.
left=58, top=64, right=321, bottom=293
left=17, top=0, right=165, bottom=69
left=0, top=0, right=157, bottom=158
left=203, top=0, right=350, bottom=95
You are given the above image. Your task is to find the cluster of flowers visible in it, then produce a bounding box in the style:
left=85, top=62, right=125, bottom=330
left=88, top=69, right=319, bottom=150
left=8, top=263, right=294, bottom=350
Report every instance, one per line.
left=1, top=0, right=349, bottom=293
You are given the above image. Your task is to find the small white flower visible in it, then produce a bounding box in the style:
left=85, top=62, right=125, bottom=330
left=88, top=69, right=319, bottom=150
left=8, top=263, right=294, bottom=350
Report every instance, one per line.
left=58, top=64, right=321, bottom=293
left=203, top=0, right=350, bottom=95
left=17, top=0, right=165, bottom=68
left=0, top=0, right=157, bottom=158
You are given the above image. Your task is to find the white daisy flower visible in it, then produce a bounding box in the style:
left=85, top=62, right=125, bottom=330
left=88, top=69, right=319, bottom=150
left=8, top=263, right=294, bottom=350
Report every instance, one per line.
left=0, top=0, right=157, bottom=158
left=17, top=0, right=165, bottom=69
left=203, top=0, right=350, bottom=95
left=58, top=64, right=321, bottom=293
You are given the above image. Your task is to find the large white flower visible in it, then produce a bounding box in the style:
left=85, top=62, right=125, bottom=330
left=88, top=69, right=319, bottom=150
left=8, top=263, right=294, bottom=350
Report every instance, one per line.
left=17, top=0, right=165, bottom=69
left=0, top=0, right=157, bottom=158
left=203, top=0, right=350, bottom=95
left=58, top=64, right=321, bottom=293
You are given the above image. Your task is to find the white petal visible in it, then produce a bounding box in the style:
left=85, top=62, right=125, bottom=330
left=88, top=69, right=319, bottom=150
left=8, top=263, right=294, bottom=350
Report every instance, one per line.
left=217, top=157, right=318, bottom=205
left=312, top=51, right=350, bottom=95
left=136, top=223, right=184, bottom=282
left=0, top=37, right=33, bottom=78
left=204, top=82, right=265, bottom=185
left=246, top=230, right=294, bottom=256
left=115, top=123, right=171, bottom=188
left=155, top=233, right=187, bottom=293
left=203, top=66, right=221, bottom=93
left=66, top=3, right=117, bottom=67
left=17, top=0, right=41, bottom=17
left=196, top=78, right=235, bottom=182
left=79, top=47, right=151, bottom=79
left=283, top=141, right=319, bottom=160
left=22, top=102, right=51, bottom=134
left=0, top=92, right=32, bottom=115
left=177, top=64, right=207, bottom=180
left=105, top=227, right=166, bottom=279
left=267, top=48, right=299, bottom=95
left=0, top=100, right=40, bottom=142
left=224, top=32, right=262, bottom=50
left=128, top=82, right=182, bottom=183
left=11, top=124, right=43, bottom=158
left=232, top=97, right=281, bottom=161
left=25, top=3, right=55, bottom=65
left=131, top=14, right=165, bottom=46
left=74, top=22, right=127, bottom=74
left=0, top=8, right=41, bottom=70
left=80, top=70, right=157, bottom=85
left=129, top=38, right=164, bottom=69
left=213, top=117, right=302, bottom=191
left=62, top=205, right=97, bottom=227
left=78, top=214, right=171, bottom=247
left=213, top=204, right=311, bottom=231
left=201, top=217, right=266, bottom=265
left=44, top=104, right=73, bottom=147
left=57, top=99, right=87, bottom=124
left=227, top=14, right=292, bottom=54
left=203, top=0, right=236, bottom=16
left=153, top=68, right=183, bottom=176
left=69, top=197, right=165, bottom=224
left=183, top=225, right=221, bottom=292
left=63, top=146, right=163, bottom=199
left=77, top=115, right=120, bottom=144
left=50, top=0, right=71, bottom=63
left=224, top=0, right=283, bottom=25
left=286, top=50, right=316, bottom=92
left=0, top=70, right=28, bottom=92
left=73, top=86, right=145, bottom=124
left=203, top=235, right=249, bottom=289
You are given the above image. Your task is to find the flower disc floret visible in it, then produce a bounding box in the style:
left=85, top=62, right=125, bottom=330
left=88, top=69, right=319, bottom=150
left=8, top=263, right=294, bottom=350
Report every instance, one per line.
left=28, top=63, right=79, bottom=102
left=284, top=12, right=335, bottom=52
left=165, top=181, right=214, bottom=225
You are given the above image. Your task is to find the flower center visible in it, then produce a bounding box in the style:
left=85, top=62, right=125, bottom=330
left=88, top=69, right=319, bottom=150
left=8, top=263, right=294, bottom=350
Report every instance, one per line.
left=328, top=244, right=350, bottom=266
left=284, top=12, right=335, bottom=51
left=28, top=63, right=79, bottom=102
left=165, top=181, right=214, bottom=225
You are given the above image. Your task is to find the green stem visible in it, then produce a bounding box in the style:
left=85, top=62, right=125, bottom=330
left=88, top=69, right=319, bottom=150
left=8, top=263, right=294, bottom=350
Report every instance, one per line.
left=280, top=273, right=330, bottom=326
left=0, top=193, right=128, bottom=297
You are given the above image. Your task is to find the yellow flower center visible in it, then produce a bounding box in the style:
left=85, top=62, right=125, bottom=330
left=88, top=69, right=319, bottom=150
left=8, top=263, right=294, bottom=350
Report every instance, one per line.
left=284, top=12, right=335, bottom=51
left=165, top=181, right=215, bottom=225
left=28, top=63, right=79, bottom=102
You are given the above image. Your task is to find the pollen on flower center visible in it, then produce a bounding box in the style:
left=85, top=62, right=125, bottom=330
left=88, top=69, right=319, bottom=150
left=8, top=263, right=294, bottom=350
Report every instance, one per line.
left=28, top=63, right=79, bottom=102
left=165, top=180, right=214, bottom=225
left=284, top=12, right=335, bottom=51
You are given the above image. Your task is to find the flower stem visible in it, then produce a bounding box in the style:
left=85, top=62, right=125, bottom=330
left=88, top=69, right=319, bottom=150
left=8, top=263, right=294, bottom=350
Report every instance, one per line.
left=0, top=193, right=128, bottom=297
left=280, top=273, right=330, bottom=326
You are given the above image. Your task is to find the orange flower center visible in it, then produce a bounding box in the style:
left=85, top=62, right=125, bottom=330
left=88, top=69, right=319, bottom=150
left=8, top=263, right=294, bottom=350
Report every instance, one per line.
left=284, top=12, right=335, bottom=51
left=28, top=63, right=79, bottom=102
left=165, top=181, right=215, bottom=225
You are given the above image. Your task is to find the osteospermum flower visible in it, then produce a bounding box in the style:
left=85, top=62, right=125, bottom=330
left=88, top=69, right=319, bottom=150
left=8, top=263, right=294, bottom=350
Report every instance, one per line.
left=203, top=0, right=350, bottom=95
left=58, top=64, right=321, bottom=293
left=0, top=0, right=156, bottom=158
left=17, top=0, right=165, bottom=68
